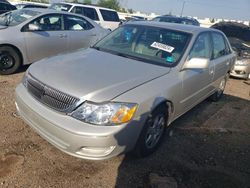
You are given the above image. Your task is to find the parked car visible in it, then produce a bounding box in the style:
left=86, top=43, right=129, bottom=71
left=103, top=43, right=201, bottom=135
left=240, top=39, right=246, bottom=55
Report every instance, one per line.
left=16, top=3, right=48, bottom=9
left=15, top=22, right=235, bottom=160
left=211, top=22, right=250, bottom=80
left=49, top=2, right=120, bottom=30
left=152, top=15, right=200, bottom=26
left=230, top=50, right=250, bottom=80
left=0, top=1, right=16, bottom=14
left=0, top=8, right=109, bottom=75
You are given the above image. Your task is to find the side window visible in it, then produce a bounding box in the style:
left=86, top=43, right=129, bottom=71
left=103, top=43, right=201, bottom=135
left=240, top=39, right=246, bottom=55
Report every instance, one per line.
left=99, top=9, right=119, bottom=22
left=71, top=6, right=83, bottom=14
left=29, top=14, right=62, bottom=31
left=64, top=15, right=94, bottom=30
left=212, top=32, right=227, bottom=59
left=189, top=32, right=212, bottom=59
left=82, top=7, right=99, bottom=21
left=0, top=3, right=6, bottom=10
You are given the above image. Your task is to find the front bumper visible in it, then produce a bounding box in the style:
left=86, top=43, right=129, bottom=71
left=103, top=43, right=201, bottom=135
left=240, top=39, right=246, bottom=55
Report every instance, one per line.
left=230, top=65, right=250, bottom=79
left=15, top=84, right=143, bottom=160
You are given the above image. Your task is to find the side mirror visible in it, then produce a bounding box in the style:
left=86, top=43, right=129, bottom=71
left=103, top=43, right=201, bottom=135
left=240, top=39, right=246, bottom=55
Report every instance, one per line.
left=182, top=58, right=209, bottom=70
left=28, top=24, right=40, bottom=31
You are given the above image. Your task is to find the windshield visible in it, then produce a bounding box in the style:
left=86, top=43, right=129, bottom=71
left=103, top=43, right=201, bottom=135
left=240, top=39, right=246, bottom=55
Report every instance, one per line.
left=94, top=25, right=191, bottom=67
left=0, top=9, right=40, bottom=26
left=50, top=3, right=72, bottom=11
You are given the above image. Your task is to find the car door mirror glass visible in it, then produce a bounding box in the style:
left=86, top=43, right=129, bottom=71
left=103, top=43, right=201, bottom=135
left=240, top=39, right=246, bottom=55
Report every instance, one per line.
left=182, top=58, right=209, bottom=70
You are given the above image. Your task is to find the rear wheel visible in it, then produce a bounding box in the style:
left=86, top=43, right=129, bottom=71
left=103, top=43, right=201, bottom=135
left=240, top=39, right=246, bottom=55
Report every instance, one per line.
left=0, top=46, right=21, bottom=75
left=134, top=104, right=168, bottom=157
left=210, top=74, right=228, bottom=102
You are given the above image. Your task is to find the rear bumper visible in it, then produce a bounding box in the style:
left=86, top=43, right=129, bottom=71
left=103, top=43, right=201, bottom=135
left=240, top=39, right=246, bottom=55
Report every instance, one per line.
left=15, top=84, right=143, bottom=160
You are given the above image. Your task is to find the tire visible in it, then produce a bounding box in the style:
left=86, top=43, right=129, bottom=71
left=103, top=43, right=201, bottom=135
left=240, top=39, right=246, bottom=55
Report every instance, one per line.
left=134, top=104, right=168, bottom=157
left=210, top=74, right=228, bottom=102
left=0, top=46, right=21, bottom=75
left=245, top=73, right=250, bottom=81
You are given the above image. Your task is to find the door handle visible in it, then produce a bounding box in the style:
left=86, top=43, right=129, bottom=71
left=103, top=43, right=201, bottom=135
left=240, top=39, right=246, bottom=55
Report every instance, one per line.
left=226, top=61, right=230, bottom=65
left=59, top=34, right=67, bottom=38
left=209, top=67, right=214, bottom=75
left=90, top=34, right=97, bottom=36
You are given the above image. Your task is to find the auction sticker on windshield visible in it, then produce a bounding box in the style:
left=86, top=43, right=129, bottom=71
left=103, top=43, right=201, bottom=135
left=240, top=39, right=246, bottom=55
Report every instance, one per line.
left=151, top=42, right=175, bottom=53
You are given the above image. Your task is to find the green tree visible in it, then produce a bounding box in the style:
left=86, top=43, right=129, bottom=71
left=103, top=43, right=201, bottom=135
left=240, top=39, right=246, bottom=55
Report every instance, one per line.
left=84, top=0, right=92, bottom=4
left=97, top=0, right=120, bottom=11
left=127, top=8, right=133, bottom=14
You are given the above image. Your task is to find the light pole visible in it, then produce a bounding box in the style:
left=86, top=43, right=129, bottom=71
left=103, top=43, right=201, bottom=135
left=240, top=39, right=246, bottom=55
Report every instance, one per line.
left=180, top=1, right=186, bottom=17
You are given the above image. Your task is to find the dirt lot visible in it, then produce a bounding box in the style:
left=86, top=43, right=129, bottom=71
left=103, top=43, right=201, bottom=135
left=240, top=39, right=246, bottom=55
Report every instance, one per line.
left=0, top=70, right=249, bottom=188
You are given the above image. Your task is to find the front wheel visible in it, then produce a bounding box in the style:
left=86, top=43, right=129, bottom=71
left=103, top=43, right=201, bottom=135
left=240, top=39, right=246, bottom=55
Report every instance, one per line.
left=0, top=46, right=21, bottom=75
left=210, top=74, right=228, bottom=102
left=134, top=104, right=168, bottom=157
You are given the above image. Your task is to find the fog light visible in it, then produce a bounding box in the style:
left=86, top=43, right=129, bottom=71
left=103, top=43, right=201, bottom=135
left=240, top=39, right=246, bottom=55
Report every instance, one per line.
left=76, top=146, right=115, bottom=157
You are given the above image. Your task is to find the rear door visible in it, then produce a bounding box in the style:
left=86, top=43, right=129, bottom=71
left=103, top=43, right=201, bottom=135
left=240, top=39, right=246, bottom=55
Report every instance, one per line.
left=181, top=32, right=214, bottom=111
left=64, top=14, right=98, bottom=51
left=210, top=32, right=233, bottom=81
left=22, top=14, right=67, bottom=63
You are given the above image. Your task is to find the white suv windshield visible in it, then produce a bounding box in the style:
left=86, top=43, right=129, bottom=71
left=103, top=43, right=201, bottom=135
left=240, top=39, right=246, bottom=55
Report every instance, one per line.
left=94, top=25, right=191, bottom=67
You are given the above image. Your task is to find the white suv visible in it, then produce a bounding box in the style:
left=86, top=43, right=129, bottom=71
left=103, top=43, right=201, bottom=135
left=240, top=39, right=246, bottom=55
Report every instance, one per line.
left=50, top=2, right=120, bottom=30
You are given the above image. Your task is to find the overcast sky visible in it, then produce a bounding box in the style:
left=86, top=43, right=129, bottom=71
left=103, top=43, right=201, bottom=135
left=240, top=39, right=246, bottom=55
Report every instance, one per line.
left=94, top=0, right=250, bottom=20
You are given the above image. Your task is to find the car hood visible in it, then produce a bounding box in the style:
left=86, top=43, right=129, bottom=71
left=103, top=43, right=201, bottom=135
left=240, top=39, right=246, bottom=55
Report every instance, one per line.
left=29, top=48, right=170, bottom=102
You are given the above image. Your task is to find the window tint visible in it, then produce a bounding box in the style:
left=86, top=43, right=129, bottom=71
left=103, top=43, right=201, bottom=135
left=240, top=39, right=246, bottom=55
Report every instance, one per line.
left=212, top=32, right=227, bottom=59
left=64, top=15, right=94, bottom=30
left=30, top=14, right=62, bottom=31
left=100, top=9, right=119, bottom=22
left=189, top=32, right=212, bottom=59
left=71, top=6, right=99, bottom=21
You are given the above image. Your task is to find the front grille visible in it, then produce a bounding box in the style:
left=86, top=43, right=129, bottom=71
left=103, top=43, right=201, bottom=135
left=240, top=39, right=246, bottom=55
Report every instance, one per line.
left=26, top=74, right=80, bottom=112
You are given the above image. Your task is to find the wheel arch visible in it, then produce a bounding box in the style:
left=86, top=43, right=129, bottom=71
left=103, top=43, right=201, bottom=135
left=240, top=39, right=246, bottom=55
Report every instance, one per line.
left=0, top=44, right=23, bottom=65
left=150, top=98, right=174, bottom=126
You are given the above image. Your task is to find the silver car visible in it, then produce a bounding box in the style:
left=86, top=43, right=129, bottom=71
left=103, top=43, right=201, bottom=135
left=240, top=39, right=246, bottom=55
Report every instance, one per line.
left=15, top=22, right=236, bottom=160
left=230, top=51, right=250, bottom=80
left=0, top=8, right=109, bottom=75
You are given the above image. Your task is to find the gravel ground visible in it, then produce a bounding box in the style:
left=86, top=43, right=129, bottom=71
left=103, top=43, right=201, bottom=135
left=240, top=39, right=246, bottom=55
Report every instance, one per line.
left=0, top=70, right=249, bottom=188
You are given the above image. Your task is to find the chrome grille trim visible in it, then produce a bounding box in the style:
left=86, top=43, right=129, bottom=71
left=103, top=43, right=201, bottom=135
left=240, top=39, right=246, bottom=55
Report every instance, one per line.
left=26, top=74, right=80, bottom=112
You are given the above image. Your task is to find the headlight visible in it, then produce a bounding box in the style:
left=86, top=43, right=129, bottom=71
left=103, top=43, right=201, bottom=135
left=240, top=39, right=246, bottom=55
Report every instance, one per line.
left=71, top=102, right=138, bottom=125
left=235, top=59, right=248, bottom=66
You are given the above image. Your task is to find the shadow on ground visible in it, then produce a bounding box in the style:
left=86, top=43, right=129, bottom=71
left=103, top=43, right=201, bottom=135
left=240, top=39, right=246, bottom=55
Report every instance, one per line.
left=115, top=94, right=250, bottom=188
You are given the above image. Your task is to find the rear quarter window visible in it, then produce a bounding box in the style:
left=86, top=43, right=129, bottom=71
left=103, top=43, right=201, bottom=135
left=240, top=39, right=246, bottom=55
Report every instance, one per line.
left=99, top=9, right=119, bottom=22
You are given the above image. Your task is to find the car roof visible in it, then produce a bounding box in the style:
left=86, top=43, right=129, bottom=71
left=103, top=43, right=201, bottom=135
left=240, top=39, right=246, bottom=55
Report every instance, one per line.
left=54, top=2, right=116, bottom=12
left=20, top=8, right=94, bottom=19
left=127, top=21, right=221, bottom=35
left=21, top=8, right=73, bottom=14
